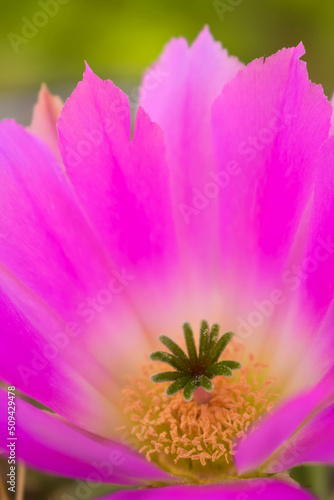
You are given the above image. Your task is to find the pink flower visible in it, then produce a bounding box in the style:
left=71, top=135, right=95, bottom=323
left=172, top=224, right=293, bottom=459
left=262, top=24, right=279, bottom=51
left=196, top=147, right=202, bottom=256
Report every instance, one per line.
left=0, top=27, right=334, bottom=499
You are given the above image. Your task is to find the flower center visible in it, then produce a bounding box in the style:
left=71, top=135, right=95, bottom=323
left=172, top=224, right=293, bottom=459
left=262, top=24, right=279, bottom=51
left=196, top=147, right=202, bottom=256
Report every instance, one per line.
left=117, top=323, right=280, bottom=484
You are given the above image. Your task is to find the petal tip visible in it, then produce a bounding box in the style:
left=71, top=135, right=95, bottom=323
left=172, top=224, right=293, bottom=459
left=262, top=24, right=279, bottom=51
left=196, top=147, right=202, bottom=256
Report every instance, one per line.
left=296, top=41, right=306, bottom=58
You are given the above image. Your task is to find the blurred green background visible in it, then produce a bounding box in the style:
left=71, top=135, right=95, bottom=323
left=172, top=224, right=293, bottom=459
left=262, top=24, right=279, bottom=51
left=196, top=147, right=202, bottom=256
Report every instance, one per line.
left=1, top=0, right=334, bottom=124
left=1, top=0, right=334, bottom=498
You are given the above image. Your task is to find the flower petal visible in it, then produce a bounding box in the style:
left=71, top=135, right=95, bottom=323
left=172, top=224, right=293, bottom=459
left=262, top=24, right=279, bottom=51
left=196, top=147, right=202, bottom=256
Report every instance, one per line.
left=283, top=137, right=334, bottom=383
left=57, top=64, right=189, bottom=353
left=0, top=287, right=119, bottom=435
left=0, top=119, right=114, bottom=325
left=330, top=94, right=334, bottom=136
left=58, top=65, right=177, bottom=279
left=0, top=389, right=169, bottom=485
left=296, top=137, right=334, bottom=326
left=264, top=403, right=334, bottom=472
left=293, top=296, right=334, bottom=388
left=139, top=26, right=242, bottom=286
left=235, top=365, right=334, bottom=474
left=27, top=83, right=63, bottom=162
left=140, top=26, right=242, bottom=199
left=0, top=119, right=150, bottom=435
left=109, top=479, right=317, bottom=500
left=212, top=43, right=331, bottom=302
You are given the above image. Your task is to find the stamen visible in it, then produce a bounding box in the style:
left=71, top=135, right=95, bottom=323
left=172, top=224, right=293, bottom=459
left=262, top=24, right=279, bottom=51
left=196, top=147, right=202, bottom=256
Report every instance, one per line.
left=149, top=321, right=241, bottom=402
left=118, top=341, right=280, bottom=481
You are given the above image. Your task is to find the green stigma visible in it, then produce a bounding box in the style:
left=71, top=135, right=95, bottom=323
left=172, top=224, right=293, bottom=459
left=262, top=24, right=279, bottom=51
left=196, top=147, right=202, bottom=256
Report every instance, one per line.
left=149, top=321, right=241, bottom=402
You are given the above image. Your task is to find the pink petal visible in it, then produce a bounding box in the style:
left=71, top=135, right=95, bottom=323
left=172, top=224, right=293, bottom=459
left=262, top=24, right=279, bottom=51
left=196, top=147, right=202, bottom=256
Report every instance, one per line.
left=284, top=137, right=334, bottom=380
left=109, top=479, right=317, bottom=500
left=57, top=65, right=178, bottom=280
left=296, top=137, right=334, bottom=327
left=294, top=298, right=334, bottom=386
left=0, top=119, right=111, bottom=323
left=0, top=119, right=151, bottom=435
left=235, top=365, right=334, bottom=474
left=57, top=64, right=189, bottom=350
left=212, top=44, right=331, bottom=303
left=0, top=389, right=169, bottom=485
left=139, top=26, right=242, bottom=286
left=330, top=94, right=334, bottom=136
left=0, top=288, right=119, bottom=435
left=140, top=26, right=242, bottom=195
left=27, top=83, right=63, bottom=162
left=265, top=403, right=334, bottom=472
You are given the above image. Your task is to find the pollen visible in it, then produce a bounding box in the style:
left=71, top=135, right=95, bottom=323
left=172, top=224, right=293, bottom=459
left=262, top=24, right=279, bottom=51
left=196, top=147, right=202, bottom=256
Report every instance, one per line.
left=117, top=341, right=280, bottom=482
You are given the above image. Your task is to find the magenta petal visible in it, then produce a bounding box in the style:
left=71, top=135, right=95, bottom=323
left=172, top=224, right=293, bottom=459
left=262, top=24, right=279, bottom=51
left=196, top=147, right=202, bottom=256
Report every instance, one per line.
left=58, top=65, right=177, bottom=277
left=330, top=94, right=334, bottom=136
left=265, top=403, right=334, bottom=472
left=0, top=389, right=169, bottom=485
left=140, top=27, right=242, bottom=200
left=57, top=65, right=183, bottom=353
left=212, top=44, right=331, bottom=299
left=297, top=137, right=334, bottom=326
left=236, top=366, right=334, bottom=474
left=109, top=479, right=317, bottom=500
left=0, top=119, right=115, bottom=324
left=0, top=289, right=116, bottom=435
left=140, top=27, right=242, bottom=285
left=286, top=137, right=334, bottom=376
left=297, top=298, right=334, bottom=383
left=0, top=119, right=147, bottom=434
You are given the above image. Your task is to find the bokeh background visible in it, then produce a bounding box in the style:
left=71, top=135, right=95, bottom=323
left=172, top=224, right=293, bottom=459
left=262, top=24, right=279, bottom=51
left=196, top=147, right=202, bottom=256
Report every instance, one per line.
left=1, top=0, right=334, bottom=498
left=1, top=0, right=334, bottom=124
